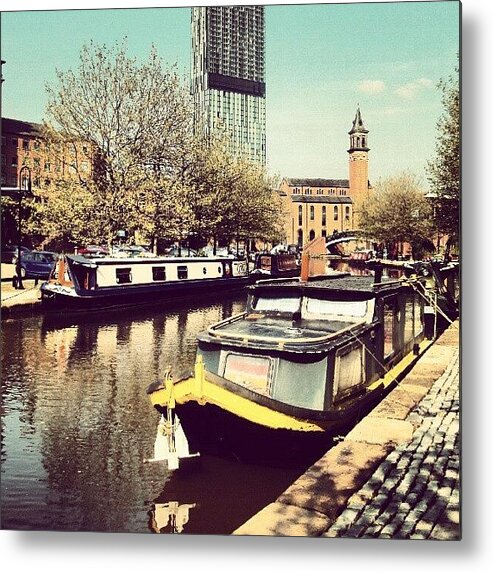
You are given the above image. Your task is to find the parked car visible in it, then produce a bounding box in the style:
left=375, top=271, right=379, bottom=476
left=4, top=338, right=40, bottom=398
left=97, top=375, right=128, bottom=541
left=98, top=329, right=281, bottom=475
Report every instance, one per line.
left=112, top=245, right=154, bottom=258
left=202, top=246, right=233, bottom=258
left=164, top=247, right=198, bottom=257
left=76, top=245, right=110, bottom=258
left=17, top=251, right=58, bottom=280
left=2, top=246, right=31, bottom=264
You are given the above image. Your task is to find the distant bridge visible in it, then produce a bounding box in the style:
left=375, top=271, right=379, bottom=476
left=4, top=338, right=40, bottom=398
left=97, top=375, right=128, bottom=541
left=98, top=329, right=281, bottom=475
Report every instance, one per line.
left=325, top=231, right=362, bottom=253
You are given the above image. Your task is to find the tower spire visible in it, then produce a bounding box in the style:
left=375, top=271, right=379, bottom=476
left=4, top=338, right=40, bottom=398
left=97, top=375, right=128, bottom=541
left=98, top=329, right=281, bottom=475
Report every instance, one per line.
left=348, top=106, right=369, bottom=151
left=347, top=106, right=371, bottom=230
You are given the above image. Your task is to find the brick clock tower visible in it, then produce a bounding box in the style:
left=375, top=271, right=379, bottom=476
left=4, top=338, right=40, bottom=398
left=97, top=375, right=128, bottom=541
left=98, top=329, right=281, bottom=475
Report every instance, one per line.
left=348, top=107, right=371, bottom=229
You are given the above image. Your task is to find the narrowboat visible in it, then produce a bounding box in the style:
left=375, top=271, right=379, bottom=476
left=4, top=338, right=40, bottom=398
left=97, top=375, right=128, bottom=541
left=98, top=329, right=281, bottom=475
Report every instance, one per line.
left=249, top=252, right=300, bottom=281
left=146, top=255, right=457, bottom=469
left=349, top=249, right=375, bottom=265
left=40, top=254, right=249, bottom=311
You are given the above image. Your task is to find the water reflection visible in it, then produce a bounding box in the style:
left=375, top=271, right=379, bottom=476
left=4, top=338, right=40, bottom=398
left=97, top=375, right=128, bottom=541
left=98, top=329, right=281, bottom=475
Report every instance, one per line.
left=1, top=294, right=247, bottom=532
left=1, top=263, right=396, bottom=534
left=148, top=455, right=304, bottom=535
left=149, top=502, right=197, bottom=534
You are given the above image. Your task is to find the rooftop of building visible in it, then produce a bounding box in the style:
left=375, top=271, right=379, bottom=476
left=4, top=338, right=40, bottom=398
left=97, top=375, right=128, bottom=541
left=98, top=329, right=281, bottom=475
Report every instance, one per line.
left=284, top=178, right=350, bottom=188
left=2, top=117, right=43, bottom=137
left=291, top=195, right=352, bottom=204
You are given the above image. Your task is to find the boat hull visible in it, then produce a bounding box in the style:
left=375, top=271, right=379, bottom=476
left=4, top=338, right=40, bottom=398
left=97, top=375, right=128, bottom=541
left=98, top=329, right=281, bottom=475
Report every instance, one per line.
left=164, top=401, right=338, bottom=468
left=40, top=276, right=250, bottom=312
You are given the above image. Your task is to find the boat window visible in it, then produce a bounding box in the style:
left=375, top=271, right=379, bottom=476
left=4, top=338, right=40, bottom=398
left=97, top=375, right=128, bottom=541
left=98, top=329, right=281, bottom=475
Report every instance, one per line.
left=222, top=352, right=273, bottom=396
left=304, top=298, right=369, bottom=320
left=115, top=267, right=132, bottom=284
left=404, top=297, right=414, bottom=343
left=152, top=267, right=166, bottom=281
left=414, top=293, right=423, bottom=336
left=177, top=265, right=188, bottom=280
left=383, top=301, right=395, bottom=357
left=252, top=296, right=300, bottom=314
left=333, top=344, right=365, bottom=402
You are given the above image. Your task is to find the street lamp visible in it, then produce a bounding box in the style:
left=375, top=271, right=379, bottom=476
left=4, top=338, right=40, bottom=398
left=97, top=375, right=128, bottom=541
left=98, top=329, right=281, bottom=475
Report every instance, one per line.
left=14, top=165, right=31, bottom=289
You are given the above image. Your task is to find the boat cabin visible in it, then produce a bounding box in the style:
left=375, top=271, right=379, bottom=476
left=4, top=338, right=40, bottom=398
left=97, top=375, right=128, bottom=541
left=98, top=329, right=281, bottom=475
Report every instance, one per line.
left=195, top=275, right=425, bottom=412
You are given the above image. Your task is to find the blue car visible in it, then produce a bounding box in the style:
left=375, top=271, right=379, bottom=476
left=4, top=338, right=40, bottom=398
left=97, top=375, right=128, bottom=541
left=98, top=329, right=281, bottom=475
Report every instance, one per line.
left=17, top=251, right=58, bottom=280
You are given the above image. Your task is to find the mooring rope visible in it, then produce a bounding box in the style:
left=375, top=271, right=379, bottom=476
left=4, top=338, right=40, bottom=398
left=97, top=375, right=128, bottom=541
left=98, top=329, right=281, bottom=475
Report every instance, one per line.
left=408, top=280, right=458, bottom=328
left=1, top=283, right=40, bottom=302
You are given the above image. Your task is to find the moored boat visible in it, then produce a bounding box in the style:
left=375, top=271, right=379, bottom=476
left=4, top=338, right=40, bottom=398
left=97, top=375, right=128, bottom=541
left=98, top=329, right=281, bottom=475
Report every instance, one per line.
left=40, top=254, right=249, bottom=312
left=146, top=251, right=458, bottom=469
left=349, top=249, right=375, bottom=264
left=249, top=252, right=300, bottom=281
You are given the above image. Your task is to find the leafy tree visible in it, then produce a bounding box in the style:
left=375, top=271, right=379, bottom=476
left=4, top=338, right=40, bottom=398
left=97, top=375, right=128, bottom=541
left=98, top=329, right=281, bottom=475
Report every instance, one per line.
left=29, top=39, right=283, bottom=252
left=359, top=172, right=434, bottom=259
left=427, top=59, right=460, bottom=252
left=26, top=181, right=98, bottom=250
left=39, top=39, right=194, bottom=246
left=184, top=133, right=284, bottom=253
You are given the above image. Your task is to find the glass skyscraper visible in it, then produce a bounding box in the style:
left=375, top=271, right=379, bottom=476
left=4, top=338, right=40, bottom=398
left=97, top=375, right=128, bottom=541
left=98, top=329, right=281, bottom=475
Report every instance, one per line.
left=191, top=5, right=266, bottom=165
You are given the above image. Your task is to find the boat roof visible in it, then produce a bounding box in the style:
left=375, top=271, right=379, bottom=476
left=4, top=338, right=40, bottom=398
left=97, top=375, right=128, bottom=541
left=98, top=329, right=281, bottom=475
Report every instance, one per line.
left=249, top=274, right=407, bottom=297
left=65, top=254, right=237, bottom=267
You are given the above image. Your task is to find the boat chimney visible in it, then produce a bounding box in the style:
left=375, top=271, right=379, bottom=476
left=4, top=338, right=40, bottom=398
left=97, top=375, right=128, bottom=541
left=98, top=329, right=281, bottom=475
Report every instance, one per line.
left=300, top=252, right=310, bottom=282
left=373, top=262, right=383, bottom=284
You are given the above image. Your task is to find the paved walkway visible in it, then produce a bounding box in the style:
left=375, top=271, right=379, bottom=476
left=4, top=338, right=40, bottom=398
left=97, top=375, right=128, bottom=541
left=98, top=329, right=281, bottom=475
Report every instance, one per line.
left=324, top=346, right=459, bottom=540
left=1, top=271, right=42, bottom=317
left=234, top=323, right=460, bottom=539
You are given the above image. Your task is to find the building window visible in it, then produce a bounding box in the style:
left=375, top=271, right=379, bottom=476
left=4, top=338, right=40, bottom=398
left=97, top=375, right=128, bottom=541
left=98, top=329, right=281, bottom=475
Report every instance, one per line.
left=334, top=206, right=339, bottom=221
left=321, top=229, right=327, bottom=238
left=298, top=205, right=303, bottom=226
left=305, top=188, right=312, bottom=195
left=115, top=268, right=132, bottom=284
left=177, top=265, right=188, bottom=280
left=317, top=189, right=324, bottom=195
left=309, top=230, right=315, bottom=241
left=322, top=206, right=326, bottom=226
left=152, top=267, right=166, bottom=281
left=297, top=229, right=303, bottom=247
left=22, top=140, right=29, bottom=152
left=345, top=206, right=350, bottom=221
left=310, top=205, right=314, bottom=221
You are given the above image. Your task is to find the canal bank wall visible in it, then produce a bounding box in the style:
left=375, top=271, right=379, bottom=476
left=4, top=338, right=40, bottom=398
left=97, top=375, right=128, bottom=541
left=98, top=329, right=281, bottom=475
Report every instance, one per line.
left=234, top=321, right=460, bottom=539
left=1, top=269, right=43, bottom=318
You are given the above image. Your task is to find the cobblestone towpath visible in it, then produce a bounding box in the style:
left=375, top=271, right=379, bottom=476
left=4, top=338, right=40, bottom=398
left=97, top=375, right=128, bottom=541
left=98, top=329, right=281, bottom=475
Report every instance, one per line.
left=234, top=322, right=460, bottom=540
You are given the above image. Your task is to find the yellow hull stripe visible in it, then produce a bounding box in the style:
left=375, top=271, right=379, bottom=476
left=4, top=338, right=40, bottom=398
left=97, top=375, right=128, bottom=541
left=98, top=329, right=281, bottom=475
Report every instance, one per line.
left=149, top=377, right=327, bottom=432
left=149, top=338, right=434, bottom=433
left=367, top=338, right=434, bottom=391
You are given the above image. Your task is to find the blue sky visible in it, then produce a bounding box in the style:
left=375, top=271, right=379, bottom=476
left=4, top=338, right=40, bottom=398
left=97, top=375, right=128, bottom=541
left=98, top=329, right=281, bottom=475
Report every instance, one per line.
left=1, top=1, right=460, bottom=188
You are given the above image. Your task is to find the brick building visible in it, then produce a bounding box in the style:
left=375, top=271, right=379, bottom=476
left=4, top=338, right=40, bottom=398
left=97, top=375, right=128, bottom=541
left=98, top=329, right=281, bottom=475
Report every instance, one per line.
left=1, top=117, right=92, bottom=245
left=1, top=117, right=92, bottom=190
left=280, top=107, right=372, bottom=248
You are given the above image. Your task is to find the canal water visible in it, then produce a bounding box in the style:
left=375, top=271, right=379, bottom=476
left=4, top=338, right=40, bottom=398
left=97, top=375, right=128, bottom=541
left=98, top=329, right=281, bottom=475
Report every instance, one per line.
left=1, top=293, right=309, bottom=534
left=1, top=261, right=387, bottom=534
